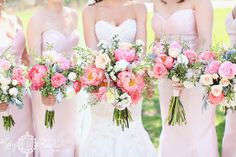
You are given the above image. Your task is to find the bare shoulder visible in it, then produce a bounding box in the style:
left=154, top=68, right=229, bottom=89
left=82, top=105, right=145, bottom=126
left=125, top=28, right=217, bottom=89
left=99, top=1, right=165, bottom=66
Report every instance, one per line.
left=191, top=0, right=212, bottom=9
left=129, top=1, right=147, bottom=14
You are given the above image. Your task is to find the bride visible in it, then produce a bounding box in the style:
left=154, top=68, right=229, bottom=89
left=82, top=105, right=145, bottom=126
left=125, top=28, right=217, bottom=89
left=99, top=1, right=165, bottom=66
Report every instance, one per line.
left=80, top=0, right=158, bottom=157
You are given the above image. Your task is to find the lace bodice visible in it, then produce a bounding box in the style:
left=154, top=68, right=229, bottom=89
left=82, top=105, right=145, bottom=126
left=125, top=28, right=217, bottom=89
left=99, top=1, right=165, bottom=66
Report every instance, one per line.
left=95, top=19, right=137, bottom=44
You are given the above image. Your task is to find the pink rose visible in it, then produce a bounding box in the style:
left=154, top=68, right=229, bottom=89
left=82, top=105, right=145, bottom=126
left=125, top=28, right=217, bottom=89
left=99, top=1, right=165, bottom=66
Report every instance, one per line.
left=199, top=51, right=215, bottom=61
left=169, top=41, right=182, bottom=58
left=12, top=67, right=25, bottom=85
left=73, top=80, right=82, bottom=94
left=82, top=67, right=105, bottom=86
left=183, top=50, right=198, bottom=64
left=57, top=57, right=71, bottom=70
left=206, top=61, right=221, bottom=74
left=114, top=48, right=136, bottom=63
left=51, top=73, right=67, bottom=88
left=208, top=92, right=224, bottom=105
left=153, top=62, right=168, bottom=79
left=156, top=54, right=174, bottom=69
left=117, top=71, right=145, bottom=93
left=131, top=92, right=141, bottom=104
left=219, top=61, right=236, bottom=79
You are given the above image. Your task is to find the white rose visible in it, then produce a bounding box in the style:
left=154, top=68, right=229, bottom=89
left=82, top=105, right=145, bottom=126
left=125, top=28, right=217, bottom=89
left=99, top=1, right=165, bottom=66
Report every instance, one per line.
left=1, top=85, right=9, bottom=93
left=220, top=78, right=230, bottom=87
left=200, top=74, right=213, bottom=86
left=114, top=59, right=129, bottom=72
left=0, top=78, right=11, bottom=85
left=68, top=72, right=77, bottom=81
left=12, top=80, right=19, bottom=86
left=212, top=73, right=219, bottom=80
left=211, top=85, right=223, bottom=97
left=95, top=53, right=111, bottom=69
left=9, top=87, right=18, bottom=96
left=177, top=54, right=189, bottom=65
left=183, top=81, right=195, bottom=89
left=169, top=42, right=182, bottom=58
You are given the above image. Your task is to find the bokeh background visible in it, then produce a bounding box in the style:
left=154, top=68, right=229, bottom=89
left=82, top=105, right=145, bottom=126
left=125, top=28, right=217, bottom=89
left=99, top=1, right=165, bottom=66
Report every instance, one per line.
left=3, top=0, right=235, bottom=156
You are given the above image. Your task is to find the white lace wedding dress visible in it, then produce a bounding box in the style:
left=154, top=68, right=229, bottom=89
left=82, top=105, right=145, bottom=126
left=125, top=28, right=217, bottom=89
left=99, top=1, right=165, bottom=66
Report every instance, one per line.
left=79, top=19, right=158, bottom=157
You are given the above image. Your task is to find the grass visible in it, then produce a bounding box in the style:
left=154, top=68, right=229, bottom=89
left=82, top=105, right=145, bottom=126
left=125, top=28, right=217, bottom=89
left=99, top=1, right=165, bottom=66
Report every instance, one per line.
left=14, top=7, right=232, bottom=156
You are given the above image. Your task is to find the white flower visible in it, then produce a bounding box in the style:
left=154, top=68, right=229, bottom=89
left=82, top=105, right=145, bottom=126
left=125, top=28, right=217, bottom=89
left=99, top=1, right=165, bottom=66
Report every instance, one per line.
left=9, top=87, right=18, bottom=96
left=0, top=78, right=11, bottom=86
left=211, top=85, right=223, bottom=97
left=172, top=75, right=180, bottom=82
left=1, top=85, right=9, bottom=93
left=110, top=71, right=117, bottom=81
left=177, top=54, right=189, bottom=65
left=186, top=69, right=194, bottom=79
left=114, top=59, right=129, bottom=72
left=68, top=72, right=77, bottom=81
left=220, top=78, right=230, bottom=87
left=147, top=69, right=155, bottom=78
left=120, top=93, right=132, bottom=105
left=136, top=40, right=145, bottom=47
left=42, top=50, right=61, bottom=62
left=107, top=88, right=118, bottom=104
left=95, top=53, right=111, bottom=69
left=200, top=74, right=213, bottom=86
left=65, top=86, right=76, bottom=99
left=12, top=80, right=19, bottom=86
left=212, top=73, right=219, bottom=80
left=183, top=81, right=195, bottom=89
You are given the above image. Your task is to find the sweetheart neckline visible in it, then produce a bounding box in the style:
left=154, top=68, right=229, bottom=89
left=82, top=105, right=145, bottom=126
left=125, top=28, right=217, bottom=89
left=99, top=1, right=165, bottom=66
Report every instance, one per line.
left=154, top=9, right=194, bottom=21
left=95, top=19, right=136, bottom=28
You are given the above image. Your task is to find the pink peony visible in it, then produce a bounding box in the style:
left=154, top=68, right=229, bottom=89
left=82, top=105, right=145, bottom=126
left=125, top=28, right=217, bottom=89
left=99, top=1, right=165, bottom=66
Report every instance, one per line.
left=30, top=77, right=45, bottom=90
left=117, top=71, right=145, bottom=93
left=156, top=54, right=174, bottom=69
left=82, top=67, right=105, bottom=86
left=169, top=41, right=182, bottom=58
left=131, top=92, right=141, bottom=104
left=219, top=61, right=236, bottom=79
left=51, top=73, right=67, bottom=88
left=57, top=57, right=71, bottom=70
left=208, top=92, right=224, bottom=105
left=153, top=62, right=168, bottom=79
left=114, top=48, right=136, bottom=63
left=183, top=50, right=198, bottom=64
left=12, top=67, right=25, bottom=85
left=206, top=61, right=221, bottom=74
left=199, top=51, right=215, bottom=61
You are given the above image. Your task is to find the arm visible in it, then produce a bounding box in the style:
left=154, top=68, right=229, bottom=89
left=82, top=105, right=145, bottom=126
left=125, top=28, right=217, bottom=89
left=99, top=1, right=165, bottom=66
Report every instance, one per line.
left=82, top=6, right=98, bottom=50
left=194, top=0, right=213, bottom=51
left=27, top=14, right=43, bottom=65
left=16, top=16, right=30, bottom=66
left=134, top=3, right=147, bottom=51
left=226, top=6, right=236, bottom=46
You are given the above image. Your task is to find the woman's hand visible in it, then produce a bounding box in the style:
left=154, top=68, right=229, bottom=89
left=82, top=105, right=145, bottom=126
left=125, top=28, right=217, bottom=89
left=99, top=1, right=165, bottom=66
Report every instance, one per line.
left=42, top=95, right=56, bottom=106
left=171, top=81, right=184, bottom=91
left=0, top=103, right=8, bottom=112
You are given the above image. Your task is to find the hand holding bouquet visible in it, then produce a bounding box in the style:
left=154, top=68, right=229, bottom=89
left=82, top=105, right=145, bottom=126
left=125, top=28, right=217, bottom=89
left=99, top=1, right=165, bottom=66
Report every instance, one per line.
left=152, top=41, right=205, bottom=126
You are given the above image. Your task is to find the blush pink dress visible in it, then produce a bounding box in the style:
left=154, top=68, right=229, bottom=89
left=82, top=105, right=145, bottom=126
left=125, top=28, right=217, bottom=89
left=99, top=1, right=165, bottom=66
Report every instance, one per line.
left=0, top=28, right=34, bottom=156
left=152, top=9, right=218, bottom=157
left=222, top=12, right=236, bottom=157
left=31, top=30, right=81, bottom=157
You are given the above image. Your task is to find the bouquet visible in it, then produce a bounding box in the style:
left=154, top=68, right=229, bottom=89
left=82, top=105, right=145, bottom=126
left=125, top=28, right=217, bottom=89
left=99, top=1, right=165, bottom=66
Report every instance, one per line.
left=152, top=41, right=205, bottom=126
left=81, top=35, right=150, bottom=130
left=200, top=48, right=236, bottom=113
left=28, top=50, right=83, bottom=129
left=0, top=53, right=27, bottom=131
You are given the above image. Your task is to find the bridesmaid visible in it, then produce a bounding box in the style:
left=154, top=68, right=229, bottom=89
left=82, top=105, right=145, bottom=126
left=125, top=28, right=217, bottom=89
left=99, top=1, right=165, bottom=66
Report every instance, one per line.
left=0, top=0, right=34, bottom=156
left=27, top=0, right=81, bottom=156
left=222, top=6, right=236, bottom=157
left=152, top=0, right=218, bottom=157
